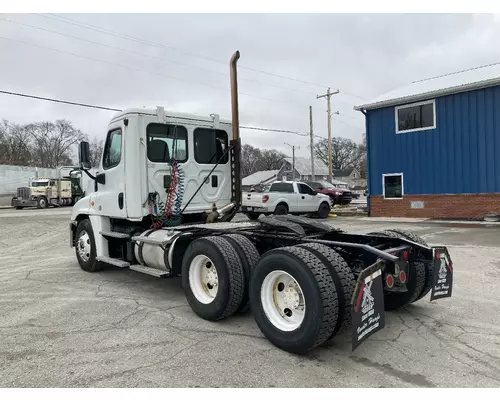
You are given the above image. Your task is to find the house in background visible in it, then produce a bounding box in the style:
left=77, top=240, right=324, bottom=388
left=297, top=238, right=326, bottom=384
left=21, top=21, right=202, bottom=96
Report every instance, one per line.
left=354, top=63, right=500, bottom=219
left=242, top=169, right=279, bottom=192
left=332, top=167, right=366, bottom=190
left=278, top=157, right=329, bottom=181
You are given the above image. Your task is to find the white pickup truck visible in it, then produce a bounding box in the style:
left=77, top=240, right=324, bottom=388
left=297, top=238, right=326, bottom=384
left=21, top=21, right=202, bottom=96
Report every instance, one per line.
left=241, top=181, right=332, bottom=220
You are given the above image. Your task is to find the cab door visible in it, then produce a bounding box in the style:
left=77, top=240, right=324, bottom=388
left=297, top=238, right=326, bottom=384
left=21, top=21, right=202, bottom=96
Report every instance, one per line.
left=91, top=125, right=127, bottom=218
left=297, top=183, right=318, bottom=212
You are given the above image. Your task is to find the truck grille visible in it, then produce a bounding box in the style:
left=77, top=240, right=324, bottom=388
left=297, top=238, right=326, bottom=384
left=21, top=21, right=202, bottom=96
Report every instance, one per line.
left=17, top=187, right=30, bottom=200
left=340, top=191, right=352, bottom=202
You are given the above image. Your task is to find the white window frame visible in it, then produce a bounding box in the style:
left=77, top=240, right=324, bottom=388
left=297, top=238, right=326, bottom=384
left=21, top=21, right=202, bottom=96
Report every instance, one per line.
left=382, top=173, right=404, bottom=200
left=395, top=99, right=436, bottom=134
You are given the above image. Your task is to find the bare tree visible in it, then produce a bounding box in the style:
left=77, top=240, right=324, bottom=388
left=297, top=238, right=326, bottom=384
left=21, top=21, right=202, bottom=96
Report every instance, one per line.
left=88, top=137, right=104, bottom=168
left=257, top=149, right=288, bottom=171
left=0, top=120, right=33, bottom=165
left=313, top=137, right=365, bottom=171
left=26, top=120, right=86, bottom=168
left=241, top=144, right=261, bottom=177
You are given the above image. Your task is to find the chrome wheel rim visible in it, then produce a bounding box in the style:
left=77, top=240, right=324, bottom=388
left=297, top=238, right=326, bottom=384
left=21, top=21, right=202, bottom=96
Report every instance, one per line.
left=77, top=231, right=91, bottom=262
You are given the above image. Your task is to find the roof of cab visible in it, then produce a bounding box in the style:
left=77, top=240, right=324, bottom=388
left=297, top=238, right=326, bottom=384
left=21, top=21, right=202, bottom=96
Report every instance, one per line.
left=109, top=107, right=232, bottom=125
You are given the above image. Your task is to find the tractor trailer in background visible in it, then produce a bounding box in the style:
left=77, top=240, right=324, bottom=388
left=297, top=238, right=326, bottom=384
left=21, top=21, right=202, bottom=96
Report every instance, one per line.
left=11, top=166, right=92, bottom=209
left=68, top=50, right=453, bottom=354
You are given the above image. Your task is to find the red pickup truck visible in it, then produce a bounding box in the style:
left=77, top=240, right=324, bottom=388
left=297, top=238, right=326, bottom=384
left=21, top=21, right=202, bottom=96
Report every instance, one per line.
left=304, top=180, right=353, bottom=205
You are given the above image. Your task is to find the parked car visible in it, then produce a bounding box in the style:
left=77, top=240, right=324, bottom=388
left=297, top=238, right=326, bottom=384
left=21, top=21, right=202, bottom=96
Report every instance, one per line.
left=241, top=181, right=332, bottom=220
left=304, top=180, right=353, bottom=205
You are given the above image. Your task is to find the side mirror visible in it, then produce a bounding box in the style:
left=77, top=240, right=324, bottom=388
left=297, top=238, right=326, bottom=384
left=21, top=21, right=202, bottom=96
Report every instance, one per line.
left=79, top=141, right=91, bottom=170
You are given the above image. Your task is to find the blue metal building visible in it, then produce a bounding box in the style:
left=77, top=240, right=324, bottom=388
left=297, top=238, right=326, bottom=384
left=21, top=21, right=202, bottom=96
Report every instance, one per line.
left=354, top=64, right=500, bottom=219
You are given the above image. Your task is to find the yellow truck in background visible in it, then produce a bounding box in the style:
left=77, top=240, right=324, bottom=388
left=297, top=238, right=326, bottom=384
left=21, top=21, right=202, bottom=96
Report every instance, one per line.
left=11, top=166, right=88, bottom=209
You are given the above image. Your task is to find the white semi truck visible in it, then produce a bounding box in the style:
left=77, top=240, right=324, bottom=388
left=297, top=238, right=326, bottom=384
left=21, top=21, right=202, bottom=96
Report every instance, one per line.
left=69, top=51, right=453, bottom=354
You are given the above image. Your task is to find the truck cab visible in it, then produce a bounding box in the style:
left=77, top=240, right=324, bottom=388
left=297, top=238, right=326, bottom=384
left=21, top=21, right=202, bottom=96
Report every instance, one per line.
left=71, top=107, right=235, bottom=228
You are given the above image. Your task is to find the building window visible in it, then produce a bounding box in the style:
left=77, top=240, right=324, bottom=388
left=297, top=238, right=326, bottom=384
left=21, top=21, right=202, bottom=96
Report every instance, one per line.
left=103, top=128, right=122, bottom=170
left=383, top=173, right=403, bottom=199
left=395, top=99, right=436, bottom=133
left=147, top=123, right=188, bottom=163
left=193, top=128, right=229, bottom=164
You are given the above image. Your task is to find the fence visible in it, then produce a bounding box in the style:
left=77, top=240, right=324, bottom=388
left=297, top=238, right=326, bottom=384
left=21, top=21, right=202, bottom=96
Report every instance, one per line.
left=0, top=164, right=60, bottom=197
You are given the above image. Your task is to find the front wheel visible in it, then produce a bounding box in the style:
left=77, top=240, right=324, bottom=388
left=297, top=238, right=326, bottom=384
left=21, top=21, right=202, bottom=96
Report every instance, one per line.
left=37, top=196, right=48, bottom=209
left=75, top=219, right=102, bottom=272
left=316, top=202, right=331, bottom=219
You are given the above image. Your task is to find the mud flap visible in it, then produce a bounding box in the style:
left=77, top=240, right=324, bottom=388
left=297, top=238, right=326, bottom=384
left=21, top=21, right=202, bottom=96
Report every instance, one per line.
left=430, top=246, right=453, bottom=301
left=351, top=260, right=386, bottom=351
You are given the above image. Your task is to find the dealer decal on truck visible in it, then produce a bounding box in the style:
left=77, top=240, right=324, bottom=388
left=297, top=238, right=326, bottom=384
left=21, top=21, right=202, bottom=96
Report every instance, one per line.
left=430, top=246, right=453, bottom=301
left=351, top=267, right=385, bottom=351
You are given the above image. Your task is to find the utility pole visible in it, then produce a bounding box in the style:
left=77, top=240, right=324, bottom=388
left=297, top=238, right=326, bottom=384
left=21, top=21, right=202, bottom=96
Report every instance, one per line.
left=309, top=106, right=315, bottom=181
left=284, top=142, right=299, bottom=181
left=317, top=87, right=339, bottom=183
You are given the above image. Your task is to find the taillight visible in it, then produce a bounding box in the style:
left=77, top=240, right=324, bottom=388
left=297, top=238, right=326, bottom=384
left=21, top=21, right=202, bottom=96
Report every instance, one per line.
left=399, top=270, right=407, bottom=283
left=403, top=251, right=408, bottom=260
left=263, top=195, right=269, bottom=203
left=386, top=274, right=394, bottom=288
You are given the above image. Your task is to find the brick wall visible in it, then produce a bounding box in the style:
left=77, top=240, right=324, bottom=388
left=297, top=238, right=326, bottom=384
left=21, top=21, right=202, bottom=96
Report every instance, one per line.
left=370, top=194, right=500, bottom=219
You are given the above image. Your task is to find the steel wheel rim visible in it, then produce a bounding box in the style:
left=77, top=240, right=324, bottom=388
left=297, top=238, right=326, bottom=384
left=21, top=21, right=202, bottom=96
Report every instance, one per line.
left=261, top=270, right=306, bottom=331
left=189, top=255, right=218, bottom=304
left=77, top=231, right=91, bottom=262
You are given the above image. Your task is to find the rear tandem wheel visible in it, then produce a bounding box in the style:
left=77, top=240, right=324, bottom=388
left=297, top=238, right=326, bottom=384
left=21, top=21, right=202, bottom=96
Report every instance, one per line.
left=181, top=236, right=246, bottom=321
left=250, top=246, right=340, bottom=354
left=368, top=230, right=427, bottom=310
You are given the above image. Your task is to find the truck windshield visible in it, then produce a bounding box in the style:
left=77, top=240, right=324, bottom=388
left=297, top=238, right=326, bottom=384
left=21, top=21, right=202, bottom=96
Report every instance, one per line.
left=31, top=181, right=49, bottom=187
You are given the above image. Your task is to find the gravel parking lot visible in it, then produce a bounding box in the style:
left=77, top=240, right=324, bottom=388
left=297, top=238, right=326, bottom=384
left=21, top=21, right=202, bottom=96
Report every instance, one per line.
left=1, top=208, right=499, bottom=388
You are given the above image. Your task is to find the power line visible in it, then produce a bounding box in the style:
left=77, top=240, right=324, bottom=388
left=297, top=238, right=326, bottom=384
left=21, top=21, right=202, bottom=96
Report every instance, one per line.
left=2, top=16, right=319, bottom=98
left=0, top=35, right=310, bottom=108
left=36, top=13, right=331, bottom=89
left=0, top=88, right=309, bottom=137
left=0, top=90, right=121, bottom=111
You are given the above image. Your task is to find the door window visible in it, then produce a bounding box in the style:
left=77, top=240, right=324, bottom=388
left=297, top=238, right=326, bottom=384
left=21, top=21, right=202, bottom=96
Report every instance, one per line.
left=298, top=183, right=314, bottom=195
left=103, top=128, right=123, bottom=170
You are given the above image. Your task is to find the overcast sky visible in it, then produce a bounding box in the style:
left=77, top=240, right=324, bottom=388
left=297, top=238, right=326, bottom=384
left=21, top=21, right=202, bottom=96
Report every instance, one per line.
left=1, top=13, right=500, bottom=158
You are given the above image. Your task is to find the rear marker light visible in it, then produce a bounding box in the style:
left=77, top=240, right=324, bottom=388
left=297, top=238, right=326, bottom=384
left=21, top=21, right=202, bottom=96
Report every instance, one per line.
left=386, top=274, right=394, bottom=288
left=399, top=270, right=407, bottom=283
left=403, top=251, right=409, bottom=260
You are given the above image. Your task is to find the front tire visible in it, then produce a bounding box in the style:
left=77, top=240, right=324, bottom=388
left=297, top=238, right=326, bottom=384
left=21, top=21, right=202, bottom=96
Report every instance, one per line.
left=181, top=236, right=245, bottom=321
left=37, top=196, right=48, bottom=209
left=250, top=246, right=339, bottom=354
left=316, top=202, right=331, bottom=219
left=75, top=219, right=102, bottom=272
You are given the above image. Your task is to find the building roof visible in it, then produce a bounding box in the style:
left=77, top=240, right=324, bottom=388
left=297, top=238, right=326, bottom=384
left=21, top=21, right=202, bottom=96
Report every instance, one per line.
left=283, top=157, right=329, bottom=176
left=333, top=168, right=355, bottom=178
left=242, top=170, right=279, bottom=186
left=354, top=62, right=500, bottom=111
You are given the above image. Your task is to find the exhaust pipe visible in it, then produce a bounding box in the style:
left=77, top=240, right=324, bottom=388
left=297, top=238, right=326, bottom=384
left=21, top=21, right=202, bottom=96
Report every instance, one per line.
left=230, top=50, right=240, bottom=141
left=229, top=50, right=242, bottom=212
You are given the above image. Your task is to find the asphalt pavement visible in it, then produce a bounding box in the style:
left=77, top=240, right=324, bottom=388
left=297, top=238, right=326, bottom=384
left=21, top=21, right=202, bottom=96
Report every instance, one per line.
left=0, top=208, right=499, bottom=387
